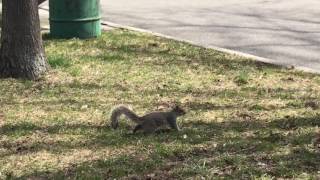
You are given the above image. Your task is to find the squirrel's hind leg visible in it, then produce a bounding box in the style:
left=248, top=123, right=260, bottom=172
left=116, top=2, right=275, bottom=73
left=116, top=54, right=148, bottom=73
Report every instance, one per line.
left=133, top=124, right=143, bottom=133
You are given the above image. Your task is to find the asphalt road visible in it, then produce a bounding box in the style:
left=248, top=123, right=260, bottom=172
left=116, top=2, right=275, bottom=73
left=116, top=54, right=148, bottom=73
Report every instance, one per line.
left=101, top=0, right=320, bottom=72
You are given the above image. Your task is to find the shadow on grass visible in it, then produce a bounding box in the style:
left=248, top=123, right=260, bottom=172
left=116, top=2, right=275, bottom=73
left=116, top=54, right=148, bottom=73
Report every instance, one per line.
left=95, top=42, right=282, bottom=72
left=18, top=154, right=167, bottom=180
left=15, top=145, right=320, bottom=179
left=2, top=114, right=319, bottom=178
left=43, top=30, right=295, bottom=75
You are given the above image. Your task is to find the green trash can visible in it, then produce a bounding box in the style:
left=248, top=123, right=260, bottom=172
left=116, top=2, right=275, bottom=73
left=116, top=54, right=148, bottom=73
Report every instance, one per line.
left=49, top=0, right=101, bottom=39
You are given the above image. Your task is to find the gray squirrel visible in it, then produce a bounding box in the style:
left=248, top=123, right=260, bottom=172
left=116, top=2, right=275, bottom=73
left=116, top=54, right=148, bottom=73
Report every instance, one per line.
left=110, top=105, right=186, bottom=134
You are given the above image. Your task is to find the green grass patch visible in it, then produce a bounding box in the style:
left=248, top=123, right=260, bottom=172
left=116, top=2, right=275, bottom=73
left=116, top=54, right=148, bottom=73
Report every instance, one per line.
left=48, top=55, right=72, bottom=68
left=0, top=29, right=319, bottom=179
left=234, top=70, right=250, bottom=85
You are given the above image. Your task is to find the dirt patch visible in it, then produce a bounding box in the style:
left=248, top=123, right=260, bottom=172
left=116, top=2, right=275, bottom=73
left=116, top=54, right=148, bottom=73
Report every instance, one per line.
left=305, top=101, right=319, bottom=110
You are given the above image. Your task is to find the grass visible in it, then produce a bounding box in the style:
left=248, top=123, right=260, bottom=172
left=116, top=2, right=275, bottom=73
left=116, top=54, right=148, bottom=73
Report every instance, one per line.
left=0, top=29, right=319, bottom=179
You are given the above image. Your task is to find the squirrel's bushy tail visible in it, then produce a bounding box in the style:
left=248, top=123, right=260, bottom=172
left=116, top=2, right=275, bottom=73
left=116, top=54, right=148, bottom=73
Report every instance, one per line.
left=110, top=105, right=141, bottom=129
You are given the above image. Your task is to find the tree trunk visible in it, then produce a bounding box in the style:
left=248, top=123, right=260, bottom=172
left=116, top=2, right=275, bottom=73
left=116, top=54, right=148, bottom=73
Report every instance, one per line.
left=0, top=0, right=48, bottom=80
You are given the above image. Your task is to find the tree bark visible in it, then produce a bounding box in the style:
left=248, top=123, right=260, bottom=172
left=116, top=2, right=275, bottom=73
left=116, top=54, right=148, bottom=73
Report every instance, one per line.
left=0, top=0, right=48, bottom=80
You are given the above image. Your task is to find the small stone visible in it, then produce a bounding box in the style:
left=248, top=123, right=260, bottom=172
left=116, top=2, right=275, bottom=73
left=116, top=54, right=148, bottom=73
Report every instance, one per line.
left=183, top=134, right=188, bottom=139
left=81, top=105, right=88, bottom=110
left=212, top=143, right=218, bottom=148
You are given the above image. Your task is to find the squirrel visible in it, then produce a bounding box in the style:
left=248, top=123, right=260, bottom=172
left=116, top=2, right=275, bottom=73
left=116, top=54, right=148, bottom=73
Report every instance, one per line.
left=110, top=105, right=186, bottom=134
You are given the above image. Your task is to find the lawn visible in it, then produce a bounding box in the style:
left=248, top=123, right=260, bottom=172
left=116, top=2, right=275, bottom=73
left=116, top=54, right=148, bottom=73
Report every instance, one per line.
left=0, top=29, right=319, bottom=179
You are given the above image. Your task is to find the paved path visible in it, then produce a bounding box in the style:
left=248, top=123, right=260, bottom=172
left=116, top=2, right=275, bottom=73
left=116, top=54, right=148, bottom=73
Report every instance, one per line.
left=101, top=0, right=320, bottom=72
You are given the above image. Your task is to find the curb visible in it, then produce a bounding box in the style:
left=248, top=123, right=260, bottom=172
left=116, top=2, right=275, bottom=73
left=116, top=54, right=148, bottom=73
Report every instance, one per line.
left=101, top=21, right=319, bottom=74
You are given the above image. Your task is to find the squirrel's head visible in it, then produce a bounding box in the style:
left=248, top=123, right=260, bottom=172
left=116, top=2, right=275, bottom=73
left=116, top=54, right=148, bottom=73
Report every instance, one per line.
left=172, top=105, right=186, bottom=116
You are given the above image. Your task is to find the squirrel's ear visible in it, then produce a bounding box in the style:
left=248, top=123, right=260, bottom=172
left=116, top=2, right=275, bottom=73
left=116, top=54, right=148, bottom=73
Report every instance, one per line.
left=173, top=102, right=181, bottom=107
left=172, top=105, right=179, bottom=109
left=173, top=105, right=186, bottom=115
left=173, top=104, right=182, bottom=110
